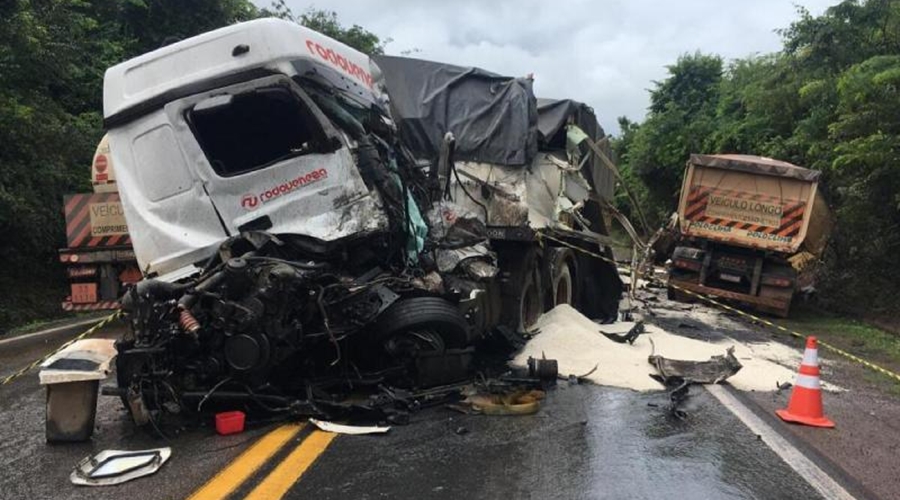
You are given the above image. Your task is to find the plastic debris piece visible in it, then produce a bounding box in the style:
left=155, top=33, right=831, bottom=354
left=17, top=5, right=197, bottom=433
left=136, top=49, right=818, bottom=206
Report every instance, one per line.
left=309, top=419, right=390, bottom=435
left=70, top=448, right=171, bottom=486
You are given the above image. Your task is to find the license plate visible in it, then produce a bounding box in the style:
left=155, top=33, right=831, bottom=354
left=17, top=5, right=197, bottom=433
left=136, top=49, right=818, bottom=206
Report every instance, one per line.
left=719, top=273, right=741, bottom=283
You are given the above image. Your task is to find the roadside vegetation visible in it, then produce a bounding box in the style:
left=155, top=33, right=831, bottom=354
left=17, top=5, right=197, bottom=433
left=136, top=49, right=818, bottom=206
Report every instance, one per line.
left=784, top=305, right=900, bottom=369
left=613, top=0, right=900, bottom=322
left=3, top=0, right=899, bottom=337
left=0, top=0, right=384, bottom=331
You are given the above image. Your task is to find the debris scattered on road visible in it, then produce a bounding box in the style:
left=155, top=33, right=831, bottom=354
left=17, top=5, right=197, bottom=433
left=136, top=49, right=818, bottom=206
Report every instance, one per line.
left=309, top=419, right=390, bottom=435
left=527, top=355, right=559, bottom=381
left=648, top=344, right=743, bottom=385
left=70, top=448, right=171, bottom=486
left=514, top=304, right=824, bottom=392
left=599, top=320, right=644, bottom=344
left=215, top=411, right=246, bottom=435
left=459, top=388, right=545, bottom=416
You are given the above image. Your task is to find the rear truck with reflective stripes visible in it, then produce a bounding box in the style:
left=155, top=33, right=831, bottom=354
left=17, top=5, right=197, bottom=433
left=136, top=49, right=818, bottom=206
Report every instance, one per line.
left=667, top=154, right=832, bottom=317
left=58, top=135, right=142, bottom=312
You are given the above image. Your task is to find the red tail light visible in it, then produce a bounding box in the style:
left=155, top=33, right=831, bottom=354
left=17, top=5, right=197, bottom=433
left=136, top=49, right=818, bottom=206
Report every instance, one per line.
left=761, top=276, right=792, bottom=287
left=673, top=258, right=702, bottom=271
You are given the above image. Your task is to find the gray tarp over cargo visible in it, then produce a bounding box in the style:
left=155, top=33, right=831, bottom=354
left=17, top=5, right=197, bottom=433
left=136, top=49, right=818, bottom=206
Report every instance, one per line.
left=374, top=55, right=538, bottom=166
left=374, top=55, right=615, bottom=205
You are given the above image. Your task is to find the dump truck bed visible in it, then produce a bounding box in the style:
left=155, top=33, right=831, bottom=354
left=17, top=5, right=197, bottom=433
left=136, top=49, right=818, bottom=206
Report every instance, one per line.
left=677, top=154, right=826, bottom=255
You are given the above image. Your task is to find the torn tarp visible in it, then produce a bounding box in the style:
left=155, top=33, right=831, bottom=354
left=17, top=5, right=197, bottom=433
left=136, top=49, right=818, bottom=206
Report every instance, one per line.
left=537, top=98, right=615, bottom=202
left=375, top=55, right=538, bottom=166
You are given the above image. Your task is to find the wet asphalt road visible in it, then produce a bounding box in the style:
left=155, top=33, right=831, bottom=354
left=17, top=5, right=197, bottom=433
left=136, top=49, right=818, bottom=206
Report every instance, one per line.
left=0, top=320, right=826, bottom=500
left=291, top=384, right=821, bottom=500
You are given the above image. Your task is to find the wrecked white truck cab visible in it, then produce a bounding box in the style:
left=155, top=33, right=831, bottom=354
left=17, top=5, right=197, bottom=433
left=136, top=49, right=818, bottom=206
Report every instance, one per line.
left=104, top=19, right=389, bottom=279
left=103, top=19, right=622, bottom=428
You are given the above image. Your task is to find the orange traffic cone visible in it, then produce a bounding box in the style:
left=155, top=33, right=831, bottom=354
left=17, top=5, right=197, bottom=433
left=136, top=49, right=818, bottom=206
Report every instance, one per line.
left=776, top=336, right=835, bottom=428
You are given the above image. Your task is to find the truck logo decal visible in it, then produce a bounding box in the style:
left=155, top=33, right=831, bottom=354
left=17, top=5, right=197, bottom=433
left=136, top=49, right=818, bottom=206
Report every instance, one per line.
left=241, top=168, right=329, bottom=210
left=685, top=186, right=805, bottom=238
left=305, top=40, right=373, bottom=89
left=241, top=194, right=259, bottom=210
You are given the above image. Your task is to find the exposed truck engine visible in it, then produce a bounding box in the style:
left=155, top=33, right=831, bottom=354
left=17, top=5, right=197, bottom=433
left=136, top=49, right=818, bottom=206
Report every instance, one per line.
left=102, top=18, right=622, bottom=426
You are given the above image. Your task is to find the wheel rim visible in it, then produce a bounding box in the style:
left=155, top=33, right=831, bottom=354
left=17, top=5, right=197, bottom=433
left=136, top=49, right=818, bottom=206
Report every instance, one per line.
left=554, top=264, right=573, bottom=305
left=520, top=278, right=541, bottom=330
left=385, top=329, right=446, bottom=357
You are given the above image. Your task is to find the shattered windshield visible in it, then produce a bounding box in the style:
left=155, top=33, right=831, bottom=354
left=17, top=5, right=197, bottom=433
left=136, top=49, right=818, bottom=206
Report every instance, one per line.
left=186, top=85, right=332, bottom=177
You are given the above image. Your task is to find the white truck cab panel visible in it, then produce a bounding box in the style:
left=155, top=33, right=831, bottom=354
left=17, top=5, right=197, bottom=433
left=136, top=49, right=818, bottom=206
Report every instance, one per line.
left=103, top=19, right=389, bottom=277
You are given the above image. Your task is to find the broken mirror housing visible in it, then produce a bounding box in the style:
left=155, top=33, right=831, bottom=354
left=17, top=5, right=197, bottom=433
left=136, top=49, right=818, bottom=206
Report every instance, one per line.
left=70, top=448, right=171, bottom=486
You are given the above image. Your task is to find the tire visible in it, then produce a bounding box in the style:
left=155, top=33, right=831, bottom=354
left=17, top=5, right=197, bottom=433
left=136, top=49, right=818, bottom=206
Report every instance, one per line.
left=549, top=248, right=578, bottom=307
left=374, top=297, right=471, bottom=348
left=516, top=269, right=543, bottom=331
left=758, top=285, right=793, bottom=318
left=497, top=245, right=544, bottom=332
left=575, top=250, right=621, bottom=321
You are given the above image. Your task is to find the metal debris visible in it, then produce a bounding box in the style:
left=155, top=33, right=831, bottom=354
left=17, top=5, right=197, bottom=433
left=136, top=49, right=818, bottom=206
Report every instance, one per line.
left=70, top=448, right=171, bottom=486
left=648, top=345, right=743, bottom=385
left=460, top=389, right=546, bottom=416
left=309, top=419, right=390, bottom=435
left=600, top=321, right=645, bottom=345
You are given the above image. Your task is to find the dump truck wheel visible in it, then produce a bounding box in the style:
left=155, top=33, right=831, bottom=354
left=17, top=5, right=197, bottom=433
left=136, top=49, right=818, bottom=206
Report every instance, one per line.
left=375, top=297, right=471, bottom=348
left=758, top=285, right=793, bottom=317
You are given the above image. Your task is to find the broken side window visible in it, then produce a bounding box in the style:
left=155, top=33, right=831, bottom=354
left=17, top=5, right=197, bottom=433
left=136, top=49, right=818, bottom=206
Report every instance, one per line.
left=186, top=85, right=332, bottom=177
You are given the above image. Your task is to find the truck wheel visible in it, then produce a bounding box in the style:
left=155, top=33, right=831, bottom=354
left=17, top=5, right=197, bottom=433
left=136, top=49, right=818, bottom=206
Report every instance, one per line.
left=549, top=248, right=578, bottom=307
left=497, top=245, right=544, bottom=332
left=575, top=250, right=621, bottom=322
left=758, top=285, right=793, bottom=318
left=517, top=269, right=543, bottom=331
left=375, top=297, right=471, bottom=348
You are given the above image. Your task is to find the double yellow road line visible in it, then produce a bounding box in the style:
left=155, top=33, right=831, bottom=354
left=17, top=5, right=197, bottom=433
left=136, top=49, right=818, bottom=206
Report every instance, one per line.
left=188, top=424, right=336, bottom=500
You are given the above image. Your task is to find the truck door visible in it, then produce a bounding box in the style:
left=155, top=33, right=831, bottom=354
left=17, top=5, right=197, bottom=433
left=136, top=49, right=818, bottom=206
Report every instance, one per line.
left=176, top=75, right=386, bottom=243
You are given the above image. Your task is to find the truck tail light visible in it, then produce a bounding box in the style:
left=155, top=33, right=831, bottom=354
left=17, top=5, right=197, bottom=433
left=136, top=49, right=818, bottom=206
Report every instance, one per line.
left=673, top=258, right=702, bottom=272
left=761, top=276, right=792, bottom=287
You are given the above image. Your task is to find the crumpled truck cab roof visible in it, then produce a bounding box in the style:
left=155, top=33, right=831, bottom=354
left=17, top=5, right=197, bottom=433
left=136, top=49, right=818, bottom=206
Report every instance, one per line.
left=102, top=19, right=390, bottom=279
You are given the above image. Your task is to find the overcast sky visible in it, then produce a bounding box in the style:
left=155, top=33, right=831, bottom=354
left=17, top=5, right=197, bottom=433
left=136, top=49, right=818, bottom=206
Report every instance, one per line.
left=261, top=0, right=837, bottom=134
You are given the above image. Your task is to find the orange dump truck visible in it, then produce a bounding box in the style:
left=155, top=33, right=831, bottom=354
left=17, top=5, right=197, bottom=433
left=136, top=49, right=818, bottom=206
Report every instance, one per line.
left=668, top=154, right=831, bottom=317
left=58, top=136, right=141, bottom=311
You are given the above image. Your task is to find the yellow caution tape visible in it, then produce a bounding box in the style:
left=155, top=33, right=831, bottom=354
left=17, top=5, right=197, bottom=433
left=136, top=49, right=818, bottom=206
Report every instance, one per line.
left=1, top=311, right=122, bottom=387
left=537, top=232, right=900, bottom=384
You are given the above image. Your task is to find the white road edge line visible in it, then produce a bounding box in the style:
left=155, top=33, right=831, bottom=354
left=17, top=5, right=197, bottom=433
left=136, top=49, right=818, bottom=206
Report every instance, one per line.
left=705, top=385, right=855, bottom=500
left=0, top=316, right=103, bottom=347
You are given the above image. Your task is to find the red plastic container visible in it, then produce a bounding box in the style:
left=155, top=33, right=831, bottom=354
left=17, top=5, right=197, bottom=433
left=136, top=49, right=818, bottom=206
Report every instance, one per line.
left=215, top=411, right=246, bottom=435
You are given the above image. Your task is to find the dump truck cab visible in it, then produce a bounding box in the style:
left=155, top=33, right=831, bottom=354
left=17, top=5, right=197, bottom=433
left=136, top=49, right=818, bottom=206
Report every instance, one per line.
left=103, top=18, right=390, bottom=279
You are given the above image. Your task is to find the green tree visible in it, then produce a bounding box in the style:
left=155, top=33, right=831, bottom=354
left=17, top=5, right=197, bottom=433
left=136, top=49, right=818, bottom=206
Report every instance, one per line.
left=264, top=0, right=388, bottom=55
left=119, top=0, right=259, bottom=54
left=0, top=0, right=262, bottom=329
left=624, top=53, right=723, bottom=224
left=617, top=0, right=900, bottom=318
left=0, top=0, right=129, bottom=328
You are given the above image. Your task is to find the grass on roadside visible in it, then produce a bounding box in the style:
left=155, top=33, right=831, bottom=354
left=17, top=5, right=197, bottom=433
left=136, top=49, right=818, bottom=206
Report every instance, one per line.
left=780, top=304, right=900, bottom=373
